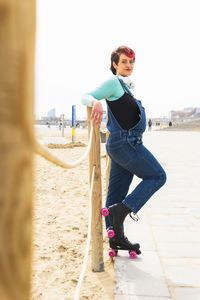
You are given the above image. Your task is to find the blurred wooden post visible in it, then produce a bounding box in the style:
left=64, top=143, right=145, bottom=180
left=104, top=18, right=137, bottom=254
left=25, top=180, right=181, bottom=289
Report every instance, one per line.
left=0, top=1, right=36, bottom=299
left=87, top=107, right=104, bottom=272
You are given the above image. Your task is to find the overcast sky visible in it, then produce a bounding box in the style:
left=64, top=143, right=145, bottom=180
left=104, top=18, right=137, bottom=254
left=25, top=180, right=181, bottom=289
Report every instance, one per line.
left=35, top=0, right=200, bottom=119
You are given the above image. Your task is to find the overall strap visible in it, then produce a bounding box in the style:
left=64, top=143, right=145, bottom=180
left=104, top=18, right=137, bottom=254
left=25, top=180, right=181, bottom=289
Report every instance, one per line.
left=118, top=78, right=134, bottom=97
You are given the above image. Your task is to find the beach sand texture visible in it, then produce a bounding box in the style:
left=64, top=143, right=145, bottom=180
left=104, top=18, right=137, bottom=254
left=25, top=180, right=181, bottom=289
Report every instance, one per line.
left=32, top=129, right=114, bottom=300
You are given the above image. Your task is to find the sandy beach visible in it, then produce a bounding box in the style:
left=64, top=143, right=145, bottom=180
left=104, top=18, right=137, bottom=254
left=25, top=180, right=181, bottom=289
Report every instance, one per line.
left=32, top=128, right=114, bottom=300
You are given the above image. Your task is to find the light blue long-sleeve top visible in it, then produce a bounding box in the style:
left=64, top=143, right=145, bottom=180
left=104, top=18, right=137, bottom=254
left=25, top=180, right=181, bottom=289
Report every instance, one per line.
left=81, top=76, right=125, bottom=107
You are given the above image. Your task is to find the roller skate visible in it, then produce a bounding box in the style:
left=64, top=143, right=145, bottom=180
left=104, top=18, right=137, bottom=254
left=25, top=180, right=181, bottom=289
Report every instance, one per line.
left=108, top=235, right=141, bottom=259
left=101, top=203, right=141, bottom=259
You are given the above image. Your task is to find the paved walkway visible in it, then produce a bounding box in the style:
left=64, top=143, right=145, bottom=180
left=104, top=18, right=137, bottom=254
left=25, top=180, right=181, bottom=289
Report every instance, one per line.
left=114, top=131, right=200, bottom=300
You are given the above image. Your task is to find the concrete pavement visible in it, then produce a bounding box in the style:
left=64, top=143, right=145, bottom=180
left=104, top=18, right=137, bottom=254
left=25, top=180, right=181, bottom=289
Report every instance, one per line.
left=114, top=131, right=200, bottom=300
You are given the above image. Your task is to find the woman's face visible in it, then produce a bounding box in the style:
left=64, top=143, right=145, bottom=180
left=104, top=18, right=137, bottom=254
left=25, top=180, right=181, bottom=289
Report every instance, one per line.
left=113, top=53, right=134, bottom=77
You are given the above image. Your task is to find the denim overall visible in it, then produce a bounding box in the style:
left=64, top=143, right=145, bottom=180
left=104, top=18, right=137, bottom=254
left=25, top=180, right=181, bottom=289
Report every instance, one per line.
left=105, top=79, right=167, bottom=229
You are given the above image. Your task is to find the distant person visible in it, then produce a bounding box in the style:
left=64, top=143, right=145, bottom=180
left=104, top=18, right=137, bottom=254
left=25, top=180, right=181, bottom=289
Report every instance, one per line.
left=81, top=45, right=166, bottom=257
left=148, top=119, right=152, bottom=130
left=169, top=121, right=172, bottom=127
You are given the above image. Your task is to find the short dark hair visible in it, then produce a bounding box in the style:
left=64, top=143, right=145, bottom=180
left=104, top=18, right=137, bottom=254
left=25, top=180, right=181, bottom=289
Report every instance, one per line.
left=110, top=46, right=135, bottom=75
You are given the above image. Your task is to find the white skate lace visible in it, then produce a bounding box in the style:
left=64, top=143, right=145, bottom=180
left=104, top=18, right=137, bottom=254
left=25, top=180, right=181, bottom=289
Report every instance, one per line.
left=129, top=212, right=139, bottom=222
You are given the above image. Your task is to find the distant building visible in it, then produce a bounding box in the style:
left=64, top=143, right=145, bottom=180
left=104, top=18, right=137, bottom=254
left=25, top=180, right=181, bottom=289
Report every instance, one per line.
left=47, top=108, right=56, bottom=117
left=170, top=107, right=200, bottom=119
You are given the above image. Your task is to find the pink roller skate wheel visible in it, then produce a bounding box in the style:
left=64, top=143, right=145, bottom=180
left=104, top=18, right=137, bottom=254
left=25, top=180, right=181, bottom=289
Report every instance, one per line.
left=108, top=249, right=116, bottom=258
left=101, top=207, right=109, bottom=217
left=107, top=229, right=115, bottom=238
left=129, top=251, right=137, bottom=259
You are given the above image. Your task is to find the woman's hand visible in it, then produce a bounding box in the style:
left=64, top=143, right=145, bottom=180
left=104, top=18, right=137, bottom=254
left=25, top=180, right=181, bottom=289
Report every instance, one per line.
left=90, top=100, right=103, bottom=125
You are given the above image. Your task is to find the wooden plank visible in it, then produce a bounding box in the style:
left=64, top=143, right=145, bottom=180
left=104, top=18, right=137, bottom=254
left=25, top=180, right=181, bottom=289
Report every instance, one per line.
left=87, top=107, right=104, bottom=272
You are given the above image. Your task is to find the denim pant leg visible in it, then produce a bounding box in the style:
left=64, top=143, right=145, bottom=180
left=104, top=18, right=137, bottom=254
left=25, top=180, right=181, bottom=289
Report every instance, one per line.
left=122, top=144, right=167, bottom=213
left=105, top=159, right=133, bottom=228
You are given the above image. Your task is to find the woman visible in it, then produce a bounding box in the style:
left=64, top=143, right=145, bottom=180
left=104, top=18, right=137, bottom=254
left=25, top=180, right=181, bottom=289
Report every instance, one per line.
left=81, top=46, right=166, bottom=254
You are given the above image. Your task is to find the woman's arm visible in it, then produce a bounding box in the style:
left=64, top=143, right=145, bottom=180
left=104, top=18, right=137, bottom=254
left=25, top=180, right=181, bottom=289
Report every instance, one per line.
left=81, top=77, right=123, bottom=124
left=81, top=93, right=103, bottom=125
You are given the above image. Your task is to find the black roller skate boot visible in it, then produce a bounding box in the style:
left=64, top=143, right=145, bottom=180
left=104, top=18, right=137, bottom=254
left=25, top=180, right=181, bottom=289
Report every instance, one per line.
left=108, top=202, right=132, bottom=237
left=107, top=202, right=141, bottom=258
left=109, top=235, right=141, bottom=258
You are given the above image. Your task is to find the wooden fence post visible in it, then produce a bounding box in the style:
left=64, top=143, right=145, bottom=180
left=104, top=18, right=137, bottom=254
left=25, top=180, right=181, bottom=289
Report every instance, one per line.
left=0, top=0, right=36, bottom=299
left=87, top=107, right=104, bottom=272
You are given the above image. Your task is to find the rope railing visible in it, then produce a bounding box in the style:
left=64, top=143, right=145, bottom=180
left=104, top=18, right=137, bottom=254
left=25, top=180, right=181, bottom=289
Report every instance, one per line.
left=74, top=165, right=95, bottom=300
left=105, top=156, right=110, bottom=173
left=35, top=123, right=93, bottom=169
left=35, top=119, right=110, bottom=176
